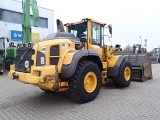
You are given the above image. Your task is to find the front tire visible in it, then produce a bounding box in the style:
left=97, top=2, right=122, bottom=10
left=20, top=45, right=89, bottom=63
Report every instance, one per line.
left=112, top=61, right=132, bottom=87
left=68, top=61, right=101, bottom=103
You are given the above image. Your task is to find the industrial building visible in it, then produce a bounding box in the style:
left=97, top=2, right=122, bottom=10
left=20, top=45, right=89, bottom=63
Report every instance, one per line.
left=0, top=0, right=54, bottom=44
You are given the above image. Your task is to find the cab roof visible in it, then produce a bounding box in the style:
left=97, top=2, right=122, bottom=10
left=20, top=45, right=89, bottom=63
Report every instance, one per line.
left=64, top=18, right=106, bottom=26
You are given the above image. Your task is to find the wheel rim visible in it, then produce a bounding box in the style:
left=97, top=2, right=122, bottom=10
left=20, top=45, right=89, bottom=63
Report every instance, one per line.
left=84, top=72, right=97, bottom=93
left=124, top=66, right=131, bottom=81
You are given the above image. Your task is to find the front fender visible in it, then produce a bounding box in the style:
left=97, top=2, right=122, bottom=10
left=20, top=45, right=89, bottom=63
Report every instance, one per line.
left=107, top=55, right=125, bottom=77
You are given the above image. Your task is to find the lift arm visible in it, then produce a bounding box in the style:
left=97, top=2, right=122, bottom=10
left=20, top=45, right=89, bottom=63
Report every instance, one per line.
left=22, top=0, right=39, bottom=44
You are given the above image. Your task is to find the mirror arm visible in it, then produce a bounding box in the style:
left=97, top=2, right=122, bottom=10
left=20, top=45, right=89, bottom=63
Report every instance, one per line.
left=103, top=34, right=112, bottom=38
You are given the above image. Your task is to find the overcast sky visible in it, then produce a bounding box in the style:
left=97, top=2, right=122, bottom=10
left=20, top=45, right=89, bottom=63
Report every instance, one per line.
left=36, top=0, right=160, bottom=51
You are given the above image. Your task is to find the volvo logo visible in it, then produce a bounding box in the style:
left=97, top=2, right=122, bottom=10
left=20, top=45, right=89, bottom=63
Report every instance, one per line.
left=41, top=47, right=47, bottom=52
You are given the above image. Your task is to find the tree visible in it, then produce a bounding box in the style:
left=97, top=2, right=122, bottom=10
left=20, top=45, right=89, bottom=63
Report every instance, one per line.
left=122, top=44, right=133, bottom=52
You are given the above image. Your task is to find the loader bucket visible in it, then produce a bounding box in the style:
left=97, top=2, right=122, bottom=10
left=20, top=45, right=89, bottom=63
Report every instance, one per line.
left=114, top=52, right=153, bottom=82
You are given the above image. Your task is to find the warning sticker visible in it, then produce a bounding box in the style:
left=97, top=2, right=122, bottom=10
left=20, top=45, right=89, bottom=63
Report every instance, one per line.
left=41, top=57, right=45, bottom=64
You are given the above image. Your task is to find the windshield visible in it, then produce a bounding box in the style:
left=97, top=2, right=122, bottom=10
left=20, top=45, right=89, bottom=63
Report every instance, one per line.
left=67, top=21, right=103, bottom=47
left=155, top=48, right=160, bottom=52
left=68, top=22, right=87, bottom=38
left=0, top=39, right=4, bottom=50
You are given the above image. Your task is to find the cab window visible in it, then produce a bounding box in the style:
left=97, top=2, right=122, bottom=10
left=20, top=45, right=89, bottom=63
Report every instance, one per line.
left=92, top=22, right=101, bottom=46
left=68, top=22, right=87, bottom=38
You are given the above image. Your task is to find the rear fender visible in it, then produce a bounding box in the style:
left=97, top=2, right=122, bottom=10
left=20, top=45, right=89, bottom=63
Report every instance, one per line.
left=61, top=50, right=102, bottom=78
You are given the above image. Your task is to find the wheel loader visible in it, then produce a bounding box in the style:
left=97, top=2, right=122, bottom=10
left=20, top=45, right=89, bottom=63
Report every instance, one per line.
left=9, top=18, right=134, bottom=103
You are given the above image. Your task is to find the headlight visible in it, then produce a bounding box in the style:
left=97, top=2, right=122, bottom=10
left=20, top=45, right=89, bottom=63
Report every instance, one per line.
left=24, top=60, right=30, bottom=68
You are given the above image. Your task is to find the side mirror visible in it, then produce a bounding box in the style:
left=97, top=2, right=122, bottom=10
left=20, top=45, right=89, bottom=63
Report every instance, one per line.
left=9, top=42, right=14, bottom=47
left=108, top=25, right=112, bottom=35
left=115, top=44, right=121, bottom=48
left=17, top=43, right=22, bottom=48
left=80, top=34, right=87, bottom=42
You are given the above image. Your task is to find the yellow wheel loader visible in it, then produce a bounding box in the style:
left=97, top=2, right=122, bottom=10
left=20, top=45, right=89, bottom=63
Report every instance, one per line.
left=9, top=18, right=133, bottom=103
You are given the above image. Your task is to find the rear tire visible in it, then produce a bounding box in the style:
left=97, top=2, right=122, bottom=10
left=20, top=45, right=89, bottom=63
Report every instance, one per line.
left=0, top=72, right=3, bottom=75
left=5, top=63, right=10, bottom=71
left=112, top=61, right=132, bottom=87
left=68, top=61, right=101, bottom=103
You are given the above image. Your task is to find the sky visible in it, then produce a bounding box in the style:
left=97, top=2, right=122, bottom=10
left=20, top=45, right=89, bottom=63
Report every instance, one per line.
left=35, top=0, right=160, bottom=51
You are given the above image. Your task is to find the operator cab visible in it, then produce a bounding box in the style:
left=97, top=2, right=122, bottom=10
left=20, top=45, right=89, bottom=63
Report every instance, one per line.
left=65, top=18, right=112, bottom=47
left=0, top=37, right=9, bottom=57
left=133, top=44, right=147, bottom=53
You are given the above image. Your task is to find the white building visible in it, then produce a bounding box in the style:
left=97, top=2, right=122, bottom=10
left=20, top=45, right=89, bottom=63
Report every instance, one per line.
left=0, top=0, right=54, bottom=45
